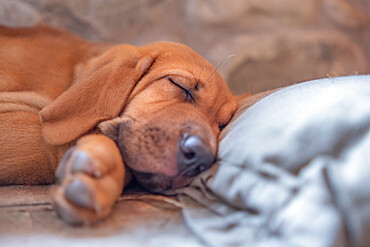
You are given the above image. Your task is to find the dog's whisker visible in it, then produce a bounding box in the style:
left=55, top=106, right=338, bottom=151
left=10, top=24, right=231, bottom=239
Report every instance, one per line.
left=205, top=54, right=236, bottom=84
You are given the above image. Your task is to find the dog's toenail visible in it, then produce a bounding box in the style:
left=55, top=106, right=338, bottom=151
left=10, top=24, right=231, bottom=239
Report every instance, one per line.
left=65, top=178, right=96, bottom=211
left=70, top=152, right=98, bottom=177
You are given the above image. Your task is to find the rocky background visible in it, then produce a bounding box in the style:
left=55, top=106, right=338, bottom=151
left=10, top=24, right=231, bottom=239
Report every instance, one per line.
left=0, top=0, right=369, bottom=94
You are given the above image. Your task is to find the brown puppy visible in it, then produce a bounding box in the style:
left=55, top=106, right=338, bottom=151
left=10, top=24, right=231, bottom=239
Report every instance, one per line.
left=0, top=25, right=237, bottom=225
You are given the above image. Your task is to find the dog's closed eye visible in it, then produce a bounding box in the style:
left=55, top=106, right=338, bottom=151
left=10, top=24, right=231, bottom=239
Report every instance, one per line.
left=166, top=76, right=195, bottom=102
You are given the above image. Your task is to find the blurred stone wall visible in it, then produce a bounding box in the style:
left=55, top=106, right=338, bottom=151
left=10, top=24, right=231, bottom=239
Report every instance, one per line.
left=0, top=0, right=369, bottom=94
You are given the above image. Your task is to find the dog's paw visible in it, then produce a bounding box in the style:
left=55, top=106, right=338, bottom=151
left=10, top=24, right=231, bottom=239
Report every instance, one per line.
left=51, top=135, right=124, bottom=226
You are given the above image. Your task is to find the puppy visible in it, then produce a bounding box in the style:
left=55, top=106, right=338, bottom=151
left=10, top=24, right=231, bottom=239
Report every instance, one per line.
left=0, top=25, right=237, bottom=225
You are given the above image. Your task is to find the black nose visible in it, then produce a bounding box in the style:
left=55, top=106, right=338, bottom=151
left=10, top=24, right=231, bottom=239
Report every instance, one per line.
left=178, top=134, right=215, bottom=177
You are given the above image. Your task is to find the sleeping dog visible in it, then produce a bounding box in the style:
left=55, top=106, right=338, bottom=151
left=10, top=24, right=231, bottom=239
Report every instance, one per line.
left=0, top=25, right=237, bottom=225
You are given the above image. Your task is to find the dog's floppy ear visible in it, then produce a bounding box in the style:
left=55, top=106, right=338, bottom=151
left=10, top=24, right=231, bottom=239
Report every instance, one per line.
left=40, top=45, right=157, bottom=145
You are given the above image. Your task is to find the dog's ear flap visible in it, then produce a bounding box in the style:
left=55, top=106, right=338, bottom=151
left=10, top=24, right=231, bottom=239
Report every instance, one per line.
left=40, top=46, right=157, bottom=146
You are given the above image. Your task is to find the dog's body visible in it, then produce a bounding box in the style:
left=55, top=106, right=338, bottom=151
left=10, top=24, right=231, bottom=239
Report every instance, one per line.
left=0, top=25, right=237, bottom=225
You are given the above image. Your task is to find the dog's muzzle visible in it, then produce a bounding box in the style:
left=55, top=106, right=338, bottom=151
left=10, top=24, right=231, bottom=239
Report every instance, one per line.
left=131, top=133, right=216, bottom=192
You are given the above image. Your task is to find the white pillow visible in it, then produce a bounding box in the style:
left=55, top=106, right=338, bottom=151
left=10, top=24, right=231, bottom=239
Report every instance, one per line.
left=176, top=75, right=370, bottom=247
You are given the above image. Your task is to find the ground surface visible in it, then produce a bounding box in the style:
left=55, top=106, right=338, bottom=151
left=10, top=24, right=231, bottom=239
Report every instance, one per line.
left=0, top=185, right=201, bottom=247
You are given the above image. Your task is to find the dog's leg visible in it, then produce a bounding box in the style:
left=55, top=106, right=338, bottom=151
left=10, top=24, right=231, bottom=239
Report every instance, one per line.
left=51, top=134, right=126, bottom=225
left=0, top=93, right=58, bottom=185
left=0, top=111, right=59, bottom=185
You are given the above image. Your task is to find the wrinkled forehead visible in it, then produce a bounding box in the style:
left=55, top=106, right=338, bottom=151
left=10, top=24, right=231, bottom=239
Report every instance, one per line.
left=140, top=41, right=236, bottom=121
left=142, top=41, right=205, bottom=61
left=142, top=42, right=227, bottom=86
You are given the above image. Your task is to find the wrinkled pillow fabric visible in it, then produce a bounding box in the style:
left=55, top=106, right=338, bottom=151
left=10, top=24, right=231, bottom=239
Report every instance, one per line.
left=172, top=75, right=370, bottom=247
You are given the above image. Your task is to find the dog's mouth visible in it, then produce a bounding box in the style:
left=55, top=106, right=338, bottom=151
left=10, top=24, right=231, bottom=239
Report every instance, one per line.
left=130, top=169, right=200, bottom=193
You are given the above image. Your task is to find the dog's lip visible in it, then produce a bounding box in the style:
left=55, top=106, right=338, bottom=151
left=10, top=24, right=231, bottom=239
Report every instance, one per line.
left=130, top=168, right=193, bottom=191
left=171, top=175, right=193, bottom=189
left=125, top=160, right=178, bottom=177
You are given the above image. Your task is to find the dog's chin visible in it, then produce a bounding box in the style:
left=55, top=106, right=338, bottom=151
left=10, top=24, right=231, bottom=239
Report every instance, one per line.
left=130, top=170, right=193, bottom=193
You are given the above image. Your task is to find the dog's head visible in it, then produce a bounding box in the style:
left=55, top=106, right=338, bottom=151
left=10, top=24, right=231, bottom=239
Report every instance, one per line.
left=41, top=42, right=237, bottom=192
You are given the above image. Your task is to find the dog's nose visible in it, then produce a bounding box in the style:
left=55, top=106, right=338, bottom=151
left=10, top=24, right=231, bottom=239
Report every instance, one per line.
left=178, top=134, right=215, bottom=177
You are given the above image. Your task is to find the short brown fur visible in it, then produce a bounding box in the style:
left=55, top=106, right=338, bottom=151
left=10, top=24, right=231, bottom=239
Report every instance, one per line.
left=0, top=25, right=237, bottom=225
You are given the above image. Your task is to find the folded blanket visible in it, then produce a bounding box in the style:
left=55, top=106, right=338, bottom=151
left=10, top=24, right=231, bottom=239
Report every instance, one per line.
left=169, top=75, right=370, bottom=247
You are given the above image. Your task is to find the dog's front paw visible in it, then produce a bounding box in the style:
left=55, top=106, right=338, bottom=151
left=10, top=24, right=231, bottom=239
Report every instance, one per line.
left=51, top=135, right=124, bottom=226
